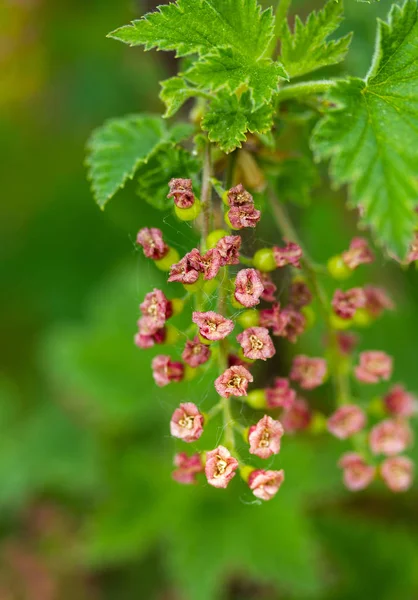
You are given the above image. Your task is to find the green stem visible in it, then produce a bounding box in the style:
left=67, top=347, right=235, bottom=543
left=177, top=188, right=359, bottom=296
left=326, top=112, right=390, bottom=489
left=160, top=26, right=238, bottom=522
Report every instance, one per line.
left=239, top=254, right=254, bottom=267
left=277, top=80, right=337, bottom=103
left=200, top=143, right=212, bottom=251
left=267, top=0, right=292, bottom=58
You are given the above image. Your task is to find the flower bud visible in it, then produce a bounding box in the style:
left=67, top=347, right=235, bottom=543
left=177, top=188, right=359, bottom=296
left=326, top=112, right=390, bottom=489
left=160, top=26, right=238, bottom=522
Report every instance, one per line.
left=246, top=389, right=267, bottom=409
left=253, top=248, right=277, bottom=272
left=248, top=469, right=285, bottom=501
left=206, top=229, right=229, bottom=248
left=155, top=247, right=180, bottom=271
left=237, top=309, right=260, bottom=329
left=174, top=199, right=202, bottom=221
left=327, top=255, right=352, bottom=280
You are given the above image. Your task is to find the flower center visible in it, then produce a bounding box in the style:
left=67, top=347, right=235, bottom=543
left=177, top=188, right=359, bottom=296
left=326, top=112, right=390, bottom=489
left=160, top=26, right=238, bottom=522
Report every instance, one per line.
left=179, top=415, right=195, bottom=430
left=249, top=334, right=263, bottom=350
left=228, top=375, right=244, bottom=389
left=214, top=457, right=228, bottom=477
left=259, top=430, right=270, bottom=448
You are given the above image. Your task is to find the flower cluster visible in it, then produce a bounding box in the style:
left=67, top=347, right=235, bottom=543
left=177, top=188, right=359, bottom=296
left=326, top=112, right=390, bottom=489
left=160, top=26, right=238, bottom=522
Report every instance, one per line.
left=134, top=178, right=415, bottom=500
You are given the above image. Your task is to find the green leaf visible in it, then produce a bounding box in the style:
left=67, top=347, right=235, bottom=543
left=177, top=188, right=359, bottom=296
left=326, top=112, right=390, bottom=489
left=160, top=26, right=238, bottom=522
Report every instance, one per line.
left=86, top=114, right=192, bottom=209
left=202, top=91, right=274, bottom=153
left=311, top=0, right=418, bottom=258
left=160, top=77, right=201, bottom=118
left=136, top=145, right=200, bottom=211
left=281, top=0, right=352, bottom=79
left=109, top=0, right=287, bottom=109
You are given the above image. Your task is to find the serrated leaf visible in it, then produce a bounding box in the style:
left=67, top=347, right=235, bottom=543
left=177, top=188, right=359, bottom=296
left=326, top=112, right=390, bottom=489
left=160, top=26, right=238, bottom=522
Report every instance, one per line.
left=281, top=0, right=352, bottom=79
left=311, top=0, right=418, bottom=259
left=109, top=0, right=287, bottom=109
left=202, top=92, right=274, bottom=153
left=86, top=115, right=192, bottom=209
left=160, top=77, right=201, bottom=118
left=136, top=145, right=200, bottom=210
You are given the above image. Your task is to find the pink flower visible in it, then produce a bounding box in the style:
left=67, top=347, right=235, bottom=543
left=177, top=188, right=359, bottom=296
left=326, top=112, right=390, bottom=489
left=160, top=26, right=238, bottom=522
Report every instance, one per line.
left=236, top=327, right=276, bottom=361
left=228, top=204, right=261, bottom=229
left=227, top=353, right=253, bottom=368
left=265, top=378, right=296, bottom=409
left=332, top=288, right=366, bottom=320
left=327, top=405, right=367, bottom=440
left=338, top=453, right=376, bottom=491
left=342, top=237, right=374, bottom=270
left=172, top=452, right=203, bottom=485
left=190, top=248, right=222, bottom=280
left=290, top=355, right=327, bottom=390
left=234, top=269, right=264, bottom=308
left=136, top=227, right=169, bottom=260
left=354, top=351, right=393, bottom=384
left=214, top=365, right=253, bottom=398
left=407, top=232, right=418, bottom=263
left=248, top=415, right=284, bottom=459
left=248, top=469, right=285, bottom=501
left=258, top=271, right=277, bottom=302
left=273, top=241, right=303, bottom=268
left=205, top=445, right=239, bottom=488
left=380, top=456, right=414, bottom=492
left=364, top=286, right=394, bottom=318
left=140, top=289, right=172, bottom=330
left=227, top=183, right=253, bottom=206
left=192, top=311, right=234, bottom=341
left=134, top=326, right=165, bottom=349
left=216, top=235, right=241, bottom=266
left=259, top=303, right=287, bottom=335
left=168, top=251, right=200, bottom=284
left=170, top=402, right=204, bottom=442
left=369, top=419, right=412, bottom=456
left=276, top=307, right=306, bottom=343
left=281, top=398, right=312, bottom=433
left=336, top=332, right=358, bottom=355
left=167, top=178, right=195, bottom=208
left=384, top=384, right=416, bottom=418
left=151, top=355, right=184, bottom=387
left=182, top=336, right=211, bottom=368
left=289, top=281, right=312, bottom=308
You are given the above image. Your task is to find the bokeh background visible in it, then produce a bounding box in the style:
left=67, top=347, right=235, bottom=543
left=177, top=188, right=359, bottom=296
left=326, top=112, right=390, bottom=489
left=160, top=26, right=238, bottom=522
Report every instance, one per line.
left=1, top=0, right=418, bottom=598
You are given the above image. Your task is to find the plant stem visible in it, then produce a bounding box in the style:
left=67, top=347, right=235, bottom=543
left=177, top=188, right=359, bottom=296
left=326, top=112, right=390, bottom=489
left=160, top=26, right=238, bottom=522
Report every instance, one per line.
left=200, top=143, right=212, bottom=251
left=277, top=80, right=336, bottom=103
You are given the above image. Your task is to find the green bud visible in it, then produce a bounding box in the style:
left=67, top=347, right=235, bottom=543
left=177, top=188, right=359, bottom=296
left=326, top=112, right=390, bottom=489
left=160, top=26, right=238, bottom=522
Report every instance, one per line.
left=174, top=199, right=201, bottom=221
left=253, top=248, right=276, bottom=272
left=327, top=255, right=352, bottom=281
left=206, top=229, right=229, bottom=248
left=237, top=309, right=260, bottom=329
left=155, top=247, right=180, bottom=271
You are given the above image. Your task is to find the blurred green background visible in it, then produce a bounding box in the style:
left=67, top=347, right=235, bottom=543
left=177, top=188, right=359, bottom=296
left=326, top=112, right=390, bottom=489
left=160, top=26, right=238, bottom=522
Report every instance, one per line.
left=1, top=0, right=418, bottom=598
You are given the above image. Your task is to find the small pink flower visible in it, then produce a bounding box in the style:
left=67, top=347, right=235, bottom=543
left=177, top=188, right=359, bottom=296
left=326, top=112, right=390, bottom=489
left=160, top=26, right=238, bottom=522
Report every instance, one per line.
left=134, top=326, right=165, bottom=349
left=327, top=405, right=367, bottom=440
left=281, top=398, right=312, bottom=433
left=236, top=327, right=276, bottom=361
left=290, top=355, right=327, bottom=390
left=338, top=453, right=376, bottom=491
left=265, top=378, right=296, bottom=409
left=336, top=332, right=358, bottom=355
left=136, top=227, right=169, bottom=260
left=189, top=248, right=222, bottom=280
left=277, top=307, right=306, bottom=343
left=248, top=415, right=284, bottom=459
left=370, top=419, right=412, bottom=456
left=205, top=445, right=239, bottom=488
left=258, top=271, right=277, bottom=302
left=182, top=336, right=211, bottom=368
left=342, top=237, right=374, bottom=270
left=289, top=281, right=312, bottom=308
left=259, top=303, right=287, bottom=335
left=216, top=235, right=241, bottom=266
left=228, top=204, right=261, bottom=229
left=332, top=288, right=366, bottom=320
left=192, top=311, right=234, bottom=341
left=151, top=355, right=184, bottom=387
left=227, top=183, right=253, bottom=206
left=248, top=469, right=285, bottom=501
left=364, top=286, right=394, bottom=318
left=407, top=232, right=418, bottom=263
left=384, top=384, right=416, bottom=417
left=227, top=353, right=253, bottom=368
left=273, top=241, right=303, bottom=268
left=380, top=456, right=414, bottom=492
left=234, top=269, right=264, bottom=308
left=170, top=402, right=204, bottom=442
left=168, top=252, right=200, bottom=284
left=140, top=289, right=172, bottom=330
left=167, top=178, right=195, bottom=208
left=214, top=365, right=253, bottom=398
left=172, top=452, right=203, bottom=485
left=354, top=351, right=393, bottom=384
